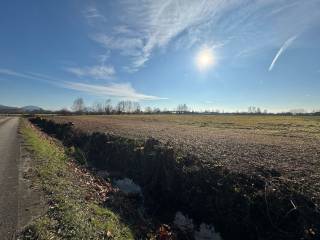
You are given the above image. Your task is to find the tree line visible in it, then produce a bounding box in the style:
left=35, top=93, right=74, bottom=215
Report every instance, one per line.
left=70, top=98, right=141, bottom=114
left=57, top=97, right=320, bottom=116
left=1, top=97, right=318, bottom=115
left=70, top=98, right=194, bottom=114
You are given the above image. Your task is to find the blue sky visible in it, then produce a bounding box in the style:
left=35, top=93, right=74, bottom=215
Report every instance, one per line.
left=0, top=0, right=319, bottom=112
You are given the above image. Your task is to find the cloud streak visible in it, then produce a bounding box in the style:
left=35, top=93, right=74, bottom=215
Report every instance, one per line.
left=85, top=0, right=320, bottom=73
left=93, top=34, right=143, bottom=57
left=0, top=68, right=41, bottom=81
left=61, top=82, right=167, bottom=101
left=90, top=0, right=240, bottom=71
left=83, top=7, right=106, bottom=23
left=66, top=65, right=115, bottom=80
left=268, top=35, right=297, bottom=71
left=0, top=68, right=165, bottom=101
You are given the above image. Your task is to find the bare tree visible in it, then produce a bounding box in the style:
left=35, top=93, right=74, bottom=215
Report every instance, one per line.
left=116, top=101, right=125, bottom=114
left=72, top=97, right=85, bottom=113
left=115, top=100, right=141, bottom=113
left=153, top=107, right=161, bottom=113
left=126, top=101, right=133, bottom=113
left=248, top=106, right=261, bottom=114
left=145, top=106, right=152, bottom=114
left=91, top=101, right=104, bottom=113
left=256, top=107, right=261, bottom=114
left=177, top=104, right=188, bottom=114
left=132, top=102, right=141, bottom=113
left=104, top=99, right=112, bottom=114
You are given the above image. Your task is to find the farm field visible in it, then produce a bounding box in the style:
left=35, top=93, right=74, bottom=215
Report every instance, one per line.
left=48, top=114, right=320, bottom=201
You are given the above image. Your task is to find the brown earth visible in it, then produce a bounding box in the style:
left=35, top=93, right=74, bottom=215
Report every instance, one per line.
left=48, top=115, right=320, bottom=203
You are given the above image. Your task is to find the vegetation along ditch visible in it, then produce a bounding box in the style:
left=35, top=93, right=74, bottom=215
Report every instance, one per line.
left=29, top=117, right=320, bottom=240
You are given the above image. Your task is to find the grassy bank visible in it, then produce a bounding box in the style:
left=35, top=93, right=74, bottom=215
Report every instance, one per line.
left=19, top=119, right=136, bottom=240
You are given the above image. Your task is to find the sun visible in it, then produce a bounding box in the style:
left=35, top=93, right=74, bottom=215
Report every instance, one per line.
left=195, top=47, right=216, bottom=71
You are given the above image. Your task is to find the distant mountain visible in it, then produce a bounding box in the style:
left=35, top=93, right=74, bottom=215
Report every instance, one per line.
left=0, top=105, right=20, bottom=113
left=0, top=104, right=44, bottom=113
left=21, top=105, right=43, bottom=112
left=0, top=104, right=18, bottom=110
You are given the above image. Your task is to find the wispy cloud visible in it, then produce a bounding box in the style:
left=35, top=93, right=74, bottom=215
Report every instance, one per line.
left=268, top=1, right=301, bottom=16
left=268, top=35, right=297, bottom=71
left=65, top=65, right=115, bottom=80
left=0, top=68, right=41, bottom=81
left=85, top=1, right=320, bottom=72
left=113, top=25, right=134, bottom=35
left=0, top=68, right=165, bottom=101
left=125, top=0, right=239, bottom=69
left=0, top=68, right=68, bottom=85
left=93, top=34, right=143, bottom=57
left=90, top=0, right=240, bottom=71
left=0, top=68, right=60, bottom=85
left=61, top=82, right=167, bottom=101
left=83, top=7, right=106, bottom=23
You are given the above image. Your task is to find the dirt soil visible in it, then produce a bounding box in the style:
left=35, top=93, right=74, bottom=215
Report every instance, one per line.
left=48, top=115, right=320, bottom=204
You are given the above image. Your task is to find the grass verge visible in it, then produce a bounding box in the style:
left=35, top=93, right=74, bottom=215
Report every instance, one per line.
left=19, top=119, right=135, bottom=240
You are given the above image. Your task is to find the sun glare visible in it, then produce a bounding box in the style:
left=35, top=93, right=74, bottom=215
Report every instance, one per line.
left=196, top=47, right=215, bottom=71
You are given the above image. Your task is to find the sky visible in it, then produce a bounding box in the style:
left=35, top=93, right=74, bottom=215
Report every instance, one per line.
left=0, top=0, right=320, bottom=112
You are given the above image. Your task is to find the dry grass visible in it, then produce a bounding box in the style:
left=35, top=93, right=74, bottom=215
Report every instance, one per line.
left=19, top=119, right=135, bottom=240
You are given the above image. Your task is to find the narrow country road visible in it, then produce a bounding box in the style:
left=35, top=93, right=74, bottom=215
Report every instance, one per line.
left=0, top=117, right=20, bottom=239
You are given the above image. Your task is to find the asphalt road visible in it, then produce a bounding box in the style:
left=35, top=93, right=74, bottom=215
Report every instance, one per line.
left=0, top=117, right=20, bottom=239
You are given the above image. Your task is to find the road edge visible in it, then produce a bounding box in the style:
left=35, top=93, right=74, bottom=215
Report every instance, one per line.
left=16, top=118, right=46, bottom=237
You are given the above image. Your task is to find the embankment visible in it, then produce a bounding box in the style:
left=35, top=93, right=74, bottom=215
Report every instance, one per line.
left=29, top=117, right=320, bottom=240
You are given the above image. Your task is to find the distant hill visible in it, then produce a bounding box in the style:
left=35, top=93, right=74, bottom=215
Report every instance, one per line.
left=0, top=104, right=19, bottom=110
left=21, top=105, right=43, bottom=112
left=0, top=105, right=20, bottom=113
left=0, top=104, right=44, bottom=113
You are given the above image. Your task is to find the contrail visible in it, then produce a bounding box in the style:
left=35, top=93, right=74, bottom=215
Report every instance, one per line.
left=268, top=35, right=297, bottom=71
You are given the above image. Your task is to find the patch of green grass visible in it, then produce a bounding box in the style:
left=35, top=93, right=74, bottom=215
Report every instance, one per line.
left=19, top=120, right=134, bottom=240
